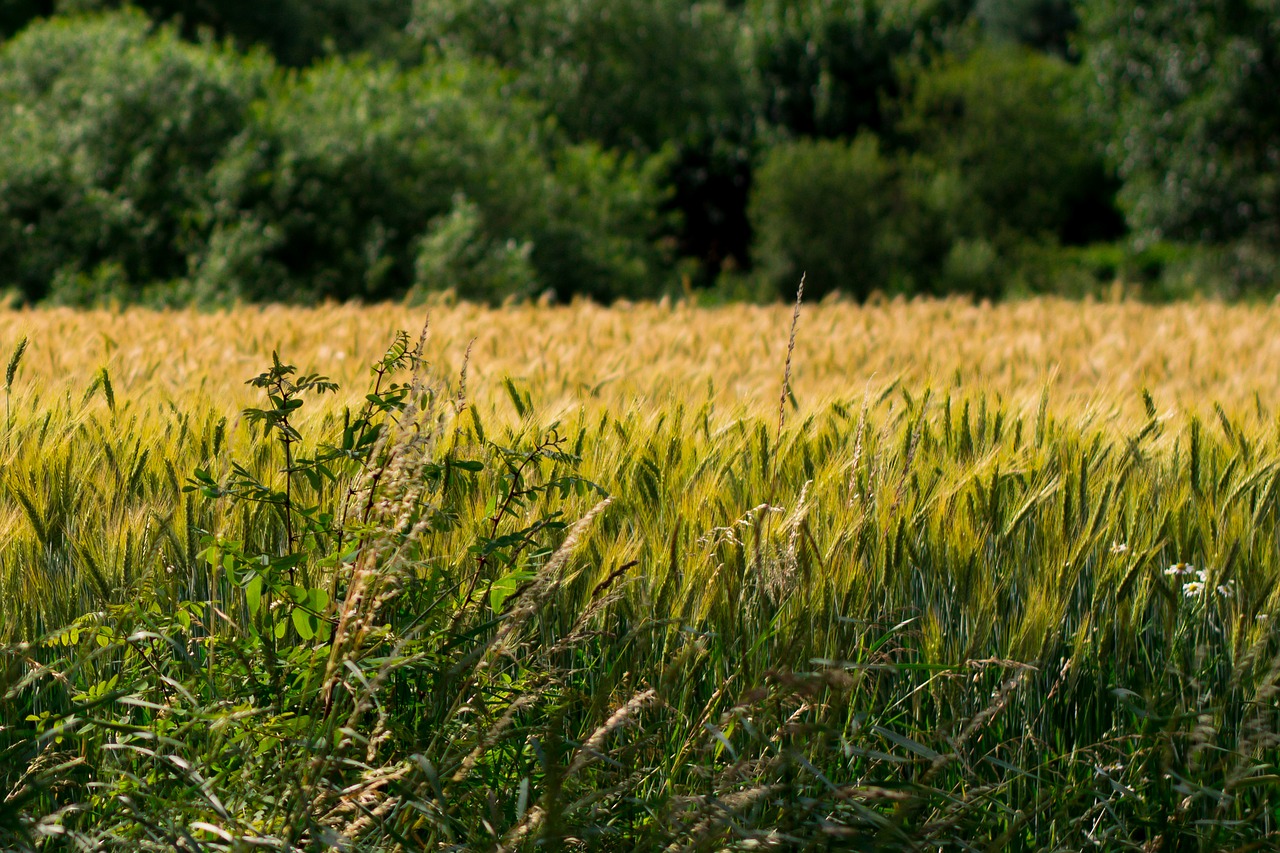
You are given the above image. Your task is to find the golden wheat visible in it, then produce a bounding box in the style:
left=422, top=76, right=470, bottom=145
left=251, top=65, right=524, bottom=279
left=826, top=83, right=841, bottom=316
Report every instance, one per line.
left=4, top=297, right=1280, bottom=425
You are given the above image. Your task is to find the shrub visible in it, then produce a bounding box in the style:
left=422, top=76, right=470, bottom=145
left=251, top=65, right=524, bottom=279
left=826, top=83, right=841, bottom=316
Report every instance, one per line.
left=750, top=134, right=897, bottom=300
left=199, top=57, right=665, bottom=303
left=750, top=134, right=983, bottom=300
left=743, top=0, right=971, bottom=140
left=1081, top=0, right=1280, bottom=252
left=894, top=44, right=1121, bottom=248
left=0, top=10, right=273, bottom=303
left=411, top=194, right=540, bottom=303
left=525, top=143, right=671, bottom=302
left=750, top=130, right=1069, bottom=300
left=409, top=0, right=754, bottom=281
left=53, top=0, right=412, bottom=66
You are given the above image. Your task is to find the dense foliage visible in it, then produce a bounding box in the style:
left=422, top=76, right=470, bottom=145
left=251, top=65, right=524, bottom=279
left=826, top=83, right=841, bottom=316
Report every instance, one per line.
left=0, top=0, right=1276, bottom=303
left=1081, top=0, right=1280, bottom=289
left=0, top=12, right=662, bottom=305
left=0, top=11, right=272, bottom=303
left=199, top=59, right=662, bottom=303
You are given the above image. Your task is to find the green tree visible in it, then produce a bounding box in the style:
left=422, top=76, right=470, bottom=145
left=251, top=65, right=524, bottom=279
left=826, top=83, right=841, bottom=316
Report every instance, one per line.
left=974, top=0, right=1078, bottom=57
left=0, top=11, right=663, bottom=305
left=0, top=10, right=273, bottom=302
left=750, top=134, right=898, bottom=300
left=1081, top=0, right=1280, bottom=252
left=410, top=0, right=750, bottom=153
left=743, top=0, right=975, bottom=140
left=895, top=44, right=1121, bottom=246
left=751, top=46, right=1125, bottom=302
left=198, top=57, right=664, bottom=303
left=54, top=0, right=413, bottom=65
left=410, top=0, right=755, bottom=279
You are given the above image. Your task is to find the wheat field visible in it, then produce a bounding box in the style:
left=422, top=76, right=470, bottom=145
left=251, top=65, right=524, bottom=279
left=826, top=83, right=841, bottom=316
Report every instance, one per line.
left=3, top=299, right=1280, bottom=849
left=6, top=297, right=1280, bottom=419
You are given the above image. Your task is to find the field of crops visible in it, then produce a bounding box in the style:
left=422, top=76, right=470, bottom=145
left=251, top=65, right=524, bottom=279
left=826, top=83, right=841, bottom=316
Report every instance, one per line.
left=3, top=299, right=1280, bottom=850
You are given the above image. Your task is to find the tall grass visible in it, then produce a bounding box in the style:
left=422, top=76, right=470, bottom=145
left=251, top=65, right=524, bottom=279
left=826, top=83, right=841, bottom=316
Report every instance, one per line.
left=1, top=301, right=1278, bottom=849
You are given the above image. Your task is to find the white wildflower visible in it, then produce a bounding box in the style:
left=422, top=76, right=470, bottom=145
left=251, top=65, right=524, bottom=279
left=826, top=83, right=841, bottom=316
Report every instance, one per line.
left=1182, top=581, right=1205, bottom=597
left=1165, top=563, right=1195, bottom=576
left=1110, top=542, right=1129, bottom=555
left=1216, top=582, right=1234, bottom=598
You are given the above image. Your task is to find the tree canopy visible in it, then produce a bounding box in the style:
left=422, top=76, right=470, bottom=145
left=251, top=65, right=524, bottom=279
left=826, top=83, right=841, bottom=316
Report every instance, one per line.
left=0, top=0, right=1275, bottom=304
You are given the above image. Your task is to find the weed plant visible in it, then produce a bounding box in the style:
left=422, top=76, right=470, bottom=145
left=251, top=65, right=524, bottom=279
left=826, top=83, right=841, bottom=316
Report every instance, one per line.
left=0, top=305, right=1278, bottom=849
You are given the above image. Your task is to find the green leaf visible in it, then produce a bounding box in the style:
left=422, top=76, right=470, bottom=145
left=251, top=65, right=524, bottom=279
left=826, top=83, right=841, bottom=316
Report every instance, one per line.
left=292, top=607, right=316, bottom=641
left=303, top=466, right=322, bottom=490
left=308, top=587, right=330, bottom=612
left=870, top=725, right=943, bottom=762
left=246, top=575, right=264, bottom=616
left=489, top=570, right=533, bottom=613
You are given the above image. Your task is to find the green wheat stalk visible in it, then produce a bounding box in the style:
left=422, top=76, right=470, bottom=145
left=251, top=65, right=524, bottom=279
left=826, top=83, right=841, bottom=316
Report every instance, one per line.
left=5, top=335, right=27, bottom=443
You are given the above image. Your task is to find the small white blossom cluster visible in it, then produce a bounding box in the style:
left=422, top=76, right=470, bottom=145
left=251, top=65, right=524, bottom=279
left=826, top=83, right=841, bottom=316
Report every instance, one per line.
left=1165, top=564, right=1235, bottom=599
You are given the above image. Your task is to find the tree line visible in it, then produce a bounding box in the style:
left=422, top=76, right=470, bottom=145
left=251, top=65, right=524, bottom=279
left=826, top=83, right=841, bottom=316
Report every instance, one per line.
left=0, top=0, right=1275, bottom=305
